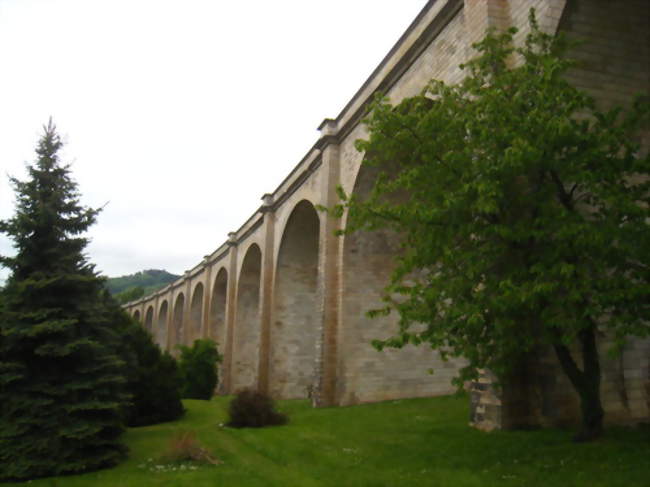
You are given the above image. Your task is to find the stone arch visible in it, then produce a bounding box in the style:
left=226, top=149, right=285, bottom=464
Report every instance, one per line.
left=144, top=306, right=154, bottom=334
left=172, top=293, right=185, bottom=349
left=270, top=200, right=320, bottom=398
left=190, top=282, right=204, bottom=343
left=338, top=161, right=458, bottom=404
left=209, top=267, right=228, bottom=349
left=157, top=300, right=169, bottom=349
left=133, top=309, right=141, bottom=322
left=232, top=243, right=262, bottom=391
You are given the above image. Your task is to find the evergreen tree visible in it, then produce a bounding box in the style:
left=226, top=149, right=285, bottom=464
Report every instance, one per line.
left=104, top=296, right=185, bottom=427
left=0, top=120, right=128, bottom=480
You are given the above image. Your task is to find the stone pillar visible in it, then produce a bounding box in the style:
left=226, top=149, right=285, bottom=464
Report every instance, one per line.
left=463, top=0, right=511, bottom=45
left=257, top=194, right=276, bottom=395
left=469, top=369, right=504, bottom=431
left=221, top=232, right=239, bottom=393
left=313, top=119, right=342, bottom=406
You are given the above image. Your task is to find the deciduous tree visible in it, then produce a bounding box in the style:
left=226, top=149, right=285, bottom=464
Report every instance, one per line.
left=339, top=14, right=650, bottom=440
left=177, top=338, right=221, bottom=400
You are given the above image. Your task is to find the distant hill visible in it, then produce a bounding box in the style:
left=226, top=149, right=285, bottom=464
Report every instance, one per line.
left=106, top=269, right=180, bottom=304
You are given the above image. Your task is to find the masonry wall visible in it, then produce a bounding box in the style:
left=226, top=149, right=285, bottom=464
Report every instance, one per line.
left=270, top=201, right=321, bottom=399
left=231, top=244, right=263, bottom=392
left=469, top=0, right=650, bottom=431
left=124, top=0, right=648, bottom=425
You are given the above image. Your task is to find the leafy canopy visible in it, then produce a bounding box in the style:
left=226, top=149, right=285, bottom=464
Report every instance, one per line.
left=339, top=15, right=650, bottom=385
left=177, top=338, right=222, bottom=400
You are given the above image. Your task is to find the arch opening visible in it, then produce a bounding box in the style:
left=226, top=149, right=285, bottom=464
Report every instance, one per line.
left=232, top=244, right=262, bottom=391
left=144, top=306, right=154, bottom=334
left=339, top=162, right=459, bottom=404
left=157, top=300, right=169, bottom=349
left=172, top=293, right=185, bottom=349
left=210, top=268, right=228, bottom=349
left=133, top=310, right=141, bottom=322
left=270, top=200, right=320, bottom=398
left=190, top=283, right=204, bottom=343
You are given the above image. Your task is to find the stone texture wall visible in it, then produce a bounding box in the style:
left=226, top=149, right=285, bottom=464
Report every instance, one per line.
left=471, top=337, right=650, bottom=431
left=469, top=0, right=650, bottom=431
left=171, top=293, right=184, bottom=350
left=270, top=201, right=320, bottom=399
left=189, top=283, right=203, bottom=343
left=209, top=268, right=228, bottom=350
left=157, top=300, right=168, bottom=349
left=231, top=244, right=262, bottom=392
left=124, top=0, right=648, bottom=427
left=337, top=163, right=465, bottom=405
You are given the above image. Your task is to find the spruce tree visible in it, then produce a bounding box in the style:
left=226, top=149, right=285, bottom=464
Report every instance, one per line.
left=0, top=120, right=128, bottom=480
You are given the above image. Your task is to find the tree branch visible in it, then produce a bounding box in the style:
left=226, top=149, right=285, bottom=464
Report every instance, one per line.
left=553, top=342, right=585, bottom=390
left=549, top=170, right=574, bottom=211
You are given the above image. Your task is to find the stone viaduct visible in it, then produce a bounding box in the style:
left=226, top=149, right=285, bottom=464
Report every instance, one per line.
left=125, top=0, right=650, bottom=427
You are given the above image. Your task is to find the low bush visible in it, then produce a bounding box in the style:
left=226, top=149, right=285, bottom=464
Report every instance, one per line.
left=226, top=389, right=288, bottom=428
left=177, top=339, right=221, bottom=400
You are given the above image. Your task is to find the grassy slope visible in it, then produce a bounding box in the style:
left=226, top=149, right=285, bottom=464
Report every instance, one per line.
left=7, top=395, right=649, bottom=487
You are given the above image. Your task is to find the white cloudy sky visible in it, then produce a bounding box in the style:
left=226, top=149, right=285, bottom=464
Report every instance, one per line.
left=0, top=0, right=427, bottom=281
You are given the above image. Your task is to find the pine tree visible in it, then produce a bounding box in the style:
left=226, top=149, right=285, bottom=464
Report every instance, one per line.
left=0, top=120, right=128, bottom=480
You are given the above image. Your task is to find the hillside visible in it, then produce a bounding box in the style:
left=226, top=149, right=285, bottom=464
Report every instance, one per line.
left=106, top=269, right=180, bottom=303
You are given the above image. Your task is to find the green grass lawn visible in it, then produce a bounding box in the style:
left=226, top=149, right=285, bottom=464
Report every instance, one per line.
left=6, top=395, right=649, bottom=486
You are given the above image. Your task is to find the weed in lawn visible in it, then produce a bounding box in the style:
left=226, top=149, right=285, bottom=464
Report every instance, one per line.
left=158, top=430, right=220, bottom=467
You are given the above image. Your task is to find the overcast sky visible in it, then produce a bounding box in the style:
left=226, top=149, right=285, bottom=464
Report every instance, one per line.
left=0, top=0, right=427, bottom=281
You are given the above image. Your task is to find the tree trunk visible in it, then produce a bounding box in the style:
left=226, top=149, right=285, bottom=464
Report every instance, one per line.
left=553, top=325, right=604, bottom=441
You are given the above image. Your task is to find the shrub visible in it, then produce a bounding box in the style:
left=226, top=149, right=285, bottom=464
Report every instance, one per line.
left=109, top=301, right=185, bottom=426
left=226, top=389, right=288, bottom=428
left=160, top=430, right=220, bottom=465
left=177, top=339, right=222, bottom=400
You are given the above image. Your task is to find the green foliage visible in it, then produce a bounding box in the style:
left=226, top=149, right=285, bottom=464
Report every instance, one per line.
left=0, top=120, right=128, bottom=480
left=177, top=339, right=222, bottom=400
left=107, top=299, right=185, bottom=427
left=342, top=13, right=650, bottom=438
left=226, top=389, right=288, bottom=428
left=114, top=285, right=145, bottom=305
left=106, top=269, right=180, bottom=296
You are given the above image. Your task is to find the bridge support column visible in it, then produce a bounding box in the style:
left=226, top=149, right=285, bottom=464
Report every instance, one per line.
left=257, top=194, right=276, bottom=395
left=463, top=0, right=511, bottom=44
left=314, top=121, right=342, bottom=407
